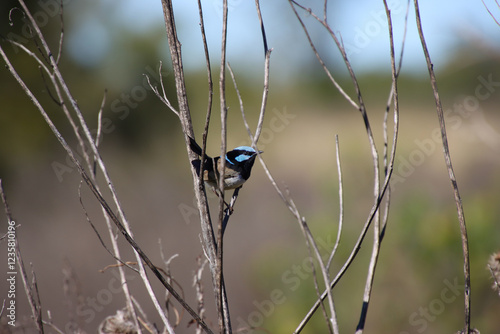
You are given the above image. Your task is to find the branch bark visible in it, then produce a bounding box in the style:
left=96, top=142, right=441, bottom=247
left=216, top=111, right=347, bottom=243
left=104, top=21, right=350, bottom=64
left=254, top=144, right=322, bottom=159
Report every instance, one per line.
left=413, top=0, right=471, bottom=332
left=1, top=22, right=212, bottom=334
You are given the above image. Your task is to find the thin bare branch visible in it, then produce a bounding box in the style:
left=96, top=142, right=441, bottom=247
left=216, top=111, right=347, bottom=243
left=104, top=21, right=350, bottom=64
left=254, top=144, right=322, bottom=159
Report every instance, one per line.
left=145, top=68, right=180, bottom=117
left=11, top=3, right=174, bottom=331
left=0, top=41, right=211, bottom=333
left=55, top=0, right=64, bottom=64
left=2, top=160, right=44, bottom=334
left=290, top=3, right=380, bottom=183
left=381, top=0, right=409, bottom=240
left=161, top=0, right=217, bottom=292
left=14, top=32, right=127, bottom=327
left=299, top=216, right=337, bottom=334
left=288, top=1, right=358, bottom=109
left=38, top=66, right=62, bottom=106
left=287, top=2, right=399, bottom=332
left=326, top=135, right=344, bottom=271
left=323, top=0, right=328, bottom=23
left=196, top=0, right=214, bottom=192
left=254, top=0, right=268, bottom=54
left=131, top=296, right=151, bottom=331
left=481, top=0, right=500, bottom=26
left=160, top=2, right=221, bottom=333
left=5, top=30, right=120, bottom=325
left=158, top=61, right=168, bottom=107
left=95, top=90, right=107, bottom=148
left=227, top=63, right=254, bottom=141
left=294, top=28, right=401, bottom=334
left=160, top=250, right=183, bottom=328
left=43, top=316, right=66, bottom=334
left=193, top=256, right=208, bottom=334
left=0, top=180, right=12, bottom=220
left=413, top=0, right=471, bottom=332
left=78, top=182, right=138, bottom=274
left=355, top=2, right=399, bottom=332
left=93, top=89, right=107, bottom=174
left=217, top=0, right=231, bottom=332
left=294, top=172, right=396, bottom=334
left=3, top=37, right=51, bottom=75
left=19, top=251, right=44, bottom=333
left=221, top=187, right=241, bottom=236
left=241, top=94, right=340, bottom=333
left=253, top=48, right=272, bottom=146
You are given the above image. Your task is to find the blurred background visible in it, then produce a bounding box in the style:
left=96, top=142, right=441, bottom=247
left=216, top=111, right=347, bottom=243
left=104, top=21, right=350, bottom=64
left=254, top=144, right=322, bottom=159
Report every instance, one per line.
left=1, top=0, right=500, bottom=333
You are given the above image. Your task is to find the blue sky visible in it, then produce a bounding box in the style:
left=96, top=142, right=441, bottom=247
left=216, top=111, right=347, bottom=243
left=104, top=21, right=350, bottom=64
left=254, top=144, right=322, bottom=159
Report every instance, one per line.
left=65, top=0, right=500, bottom=78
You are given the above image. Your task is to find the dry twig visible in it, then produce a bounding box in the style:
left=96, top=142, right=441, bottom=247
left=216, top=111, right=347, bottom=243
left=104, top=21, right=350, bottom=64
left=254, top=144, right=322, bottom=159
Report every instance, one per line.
left=1, top=181, right=44, bottom=333
left=414, top=0, right=471, bottom=332
left=0, top=10, right=209, bottom=331
left=288, top=1, right=401, bottom=332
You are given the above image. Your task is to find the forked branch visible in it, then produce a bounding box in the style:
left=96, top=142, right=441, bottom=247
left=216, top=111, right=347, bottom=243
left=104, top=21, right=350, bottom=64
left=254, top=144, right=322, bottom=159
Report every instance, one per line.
left=289, top=1, right=401, bottom=332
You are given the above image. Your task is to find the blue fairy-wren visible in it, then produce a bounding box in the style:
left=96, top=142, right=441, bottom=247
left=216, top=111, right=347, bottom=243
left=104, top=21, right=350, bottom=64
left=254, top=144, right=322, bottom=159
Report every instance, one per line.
left=189, top=136, right=262, bottom=190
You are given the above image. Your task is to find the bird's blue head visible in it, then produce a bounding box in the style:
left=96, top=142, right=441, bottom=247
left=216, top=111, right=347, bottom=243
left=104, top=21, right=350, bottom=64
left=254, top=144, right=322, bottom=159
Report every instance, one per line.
left=226, top=146, right=262, bottom=165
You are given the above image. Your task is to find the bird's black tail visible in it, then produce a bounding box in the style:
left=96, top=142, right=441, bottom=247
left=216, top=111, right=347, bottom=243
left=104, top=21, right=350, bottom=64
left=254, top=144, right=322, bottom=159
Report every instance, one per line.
left=188, top=136, right=203, bottom=156
left=191, top=159, right=202, bottom=176
left=189, top=136, right=204, bottom=177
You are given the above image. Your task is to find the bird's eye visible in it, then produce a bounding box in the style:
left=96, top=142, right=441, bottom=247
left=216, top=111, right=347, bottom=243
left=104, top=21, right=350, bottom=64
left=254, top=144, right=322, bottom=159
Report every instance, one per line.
left=226, top=147, right=257, bottom=163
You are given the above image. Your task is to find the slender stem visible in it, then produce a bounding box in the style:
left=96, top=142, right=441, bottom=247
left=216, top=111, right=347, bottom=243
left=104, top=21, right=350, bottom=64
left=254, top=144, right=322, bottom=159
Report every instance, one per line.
left=413, top=0, right=471, bottom=332
left=288, top=1, right=358, bottom=109
left=254, top=0, right=268, bottom=55
left=300, top=218, right=338, bottom=334
left=252, top=0, right=271, bottom=146
left=1, top=182, right=44, bottom=334
left=253, top=49, right=272, bottom=146
left=197, top=0, right=214, bottom=193
left=217, top=0, right=232, bottom=332
left=355, top=1, right=399, bottom=331
left=0, top=38, right=213, bottom=334
left=228, top=63, right=254, bottom=141
left=14, top=0, right=173, bottom=330
left=481, top=0, right=500, bottom=26
left=326, top=135, right=344, bottom=271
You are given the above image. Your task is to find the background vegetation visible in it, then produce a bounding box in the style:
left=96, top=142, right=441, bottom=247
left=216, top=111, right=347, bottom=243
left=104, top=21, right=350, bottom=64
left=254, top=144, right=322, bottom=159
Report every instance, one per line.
left=1, top=0, right=499, bottom=333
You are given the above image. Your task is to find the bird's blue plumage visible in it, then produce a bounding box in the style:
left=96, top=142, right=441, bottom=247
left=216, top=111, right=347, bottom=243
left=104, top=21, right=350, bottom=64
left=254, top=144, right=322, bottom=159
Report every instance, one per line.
left=189, top=136, right=261, bottom=190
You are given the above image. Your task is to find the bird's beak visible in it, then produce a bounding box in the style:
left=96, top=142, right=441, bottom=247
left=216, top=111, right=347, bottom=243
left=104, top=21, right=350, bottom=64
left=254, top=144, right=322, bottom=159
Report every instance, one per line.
left=258, top=150, right=263, bottom=154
